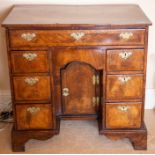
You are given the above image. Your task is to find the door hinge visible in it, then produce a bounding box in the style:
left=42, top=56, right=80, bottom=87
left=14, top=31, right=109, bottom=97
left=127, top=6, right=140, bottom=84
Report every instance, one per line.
left=92, top=96, right=100, bottom=106
left=92, top=75, right=100, bottom=85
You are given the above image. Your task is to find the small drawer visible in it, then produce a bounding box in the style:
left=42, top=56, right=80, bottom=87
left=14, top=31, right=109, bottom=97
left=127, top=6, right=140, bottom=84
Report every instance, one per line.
left=107, top=49, right=144, bottom=71
left=13, top=75, right=51, bottom=101
left=106, top=103, right=142, bottom=129
left=9, top=29, right=145, bottom=48
left=11, top=51, right=49, bottom=73
left=106, top=74, right=143, bottom=101
left=16, top=104, right=53, bottom=130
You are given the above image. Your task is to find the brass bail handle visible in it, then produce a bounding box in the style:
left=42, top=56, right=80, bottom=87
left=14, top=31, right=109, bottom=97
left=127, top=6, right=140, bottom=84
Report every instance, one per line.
left=21, top=33, right=36, bottom=41
left=23, top=53, right=37, bottom=61
left=70, top=32, right=85, bottom=40
left=24, top=77, right=39, bottom=86
left=119, top=32, right=133, bottom=40
left=27, top=107, right=40, bottom=114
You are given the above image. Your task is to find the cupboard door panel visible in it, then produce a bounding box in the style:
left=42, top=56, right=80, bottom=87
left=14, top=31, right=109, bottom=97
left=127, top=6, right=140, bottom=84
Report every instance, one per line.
left=61, top=62, right=98, bottom=114
left=106, top=103, right=142, bottom=129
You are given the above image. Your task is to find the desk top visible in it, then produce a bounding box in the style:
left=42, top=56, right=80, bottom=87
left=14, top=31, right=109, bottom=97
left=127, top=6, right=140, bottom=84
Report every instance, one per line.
left=2, top=4, right=152, bottom=28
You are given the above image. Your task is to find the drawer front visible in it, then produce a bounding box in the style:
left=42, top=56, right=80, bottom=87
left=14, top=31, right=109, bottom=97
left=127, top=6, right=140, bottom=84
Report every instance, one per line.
left=106, top=103, right=142, bottom=129
left=10, top=29, right=145, bottom=48
left=106, top=74, right=143, bottom=101
left=11, top=51, right=49, bottom=73
left=16, top=104, right=53, bottom=130
left=107, top=49, right=144, bottom=71
left=13, top=76, right=51, bottom=101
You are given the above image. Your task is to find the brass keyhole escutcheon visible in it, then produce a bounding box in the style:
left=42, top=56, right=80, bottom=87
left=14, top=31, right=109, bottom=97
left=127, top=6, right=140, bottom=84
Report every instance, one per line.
left=119, top=51, right=132, bottom=60
left=118, top=76, right=131, bottom=84
left=117, top=105, right=129, bottom=112
left=62, top=88, right=69, bottom=96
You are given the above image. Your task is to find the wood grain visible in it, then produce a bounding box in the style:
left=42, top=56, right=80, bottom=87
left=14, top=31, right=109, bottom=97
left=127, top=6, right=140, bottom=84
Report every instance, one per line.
left=105, top=102, right=142, bottom=129
left=11, top=51, right=49, bottom=73
left=2, top=5, right=151, bottom=27
left=106, top=74, right=143, bottom=101
left=1, top=4, right=151, bottom=152
left=16, top=104, right=53, bottom=130
left=11, top=123, right=59, bottom=152
left=51, top=47, right=105, bottom=115
left=99, top=123, right=147, bottom=150
left=107, top=49, right=144, bottom=71
left=61, top=62, right=97, bottom=114
left=13, top=75, right=51, bottom=101
left=9, top=29, right=145, bottom=48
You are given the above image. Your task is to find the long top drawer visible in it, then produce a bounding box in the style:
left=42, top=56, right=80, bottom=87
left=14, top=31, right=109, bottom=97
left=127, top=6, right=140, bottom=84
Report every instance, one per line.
left=9, top=29, right=145, bottom=48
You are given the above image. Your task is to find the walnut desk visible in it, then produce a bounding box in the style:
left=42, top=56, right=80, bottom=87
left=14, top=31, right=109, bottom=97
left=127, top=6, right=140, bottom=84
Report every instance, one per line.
left=2, top=5, right=152, bottom=151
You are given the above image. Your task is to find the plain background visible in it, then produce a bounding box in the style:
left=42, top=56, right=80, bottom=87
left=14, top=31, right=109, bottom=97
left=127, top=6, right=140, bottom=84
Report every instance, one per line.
left=0, top=0, right=155, bottom=109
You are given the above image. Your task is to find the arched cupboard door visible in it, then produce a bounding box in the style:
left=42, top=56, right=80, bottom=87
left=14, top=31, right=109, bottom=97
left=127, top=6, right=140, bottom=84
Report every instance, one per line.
left=61, top=62, right=100, bottom=115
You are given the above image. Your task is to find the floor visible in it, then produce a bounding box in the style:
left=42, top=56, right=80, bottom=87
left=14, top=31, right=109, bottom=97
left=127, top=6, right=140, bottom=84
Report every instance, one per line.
left=0, top=110, right=155, bottom=154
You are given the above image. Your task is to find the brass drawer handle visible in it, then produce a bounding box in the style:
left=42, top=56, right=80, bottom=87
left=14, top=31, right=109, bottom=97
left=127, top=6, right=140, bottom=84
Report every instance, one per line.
left=27, top=107, right=40, bottom=114
left=117, top=105, right=129, bottom=112
left=21, top=33, right=36, bottom=41
left=23, top=53, right=37, bottom=61
left=119, top=51, right=132, bottom=60
left=70, top=32, right=85, bottom=40
left=24, top=77, right=39, bottom=86
left=119, top=32, right=133, bottom=40
left=62, top=88, right=69, bottom=96
left=118, top=76, right=131, bottom=83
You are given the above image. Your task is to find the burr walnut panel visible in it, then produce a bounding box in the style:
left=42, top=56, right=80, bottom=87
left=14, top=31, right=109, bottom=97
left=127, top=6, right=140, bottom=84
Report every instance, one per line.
left=51, top=47, right=105, bottom=71
left=105, top=103, right=142, bottom=129
left=11, top=51, right=49, bottom=73
left=16, top=104, right=53, bottom=130
left=9, top=29, right=145, bottom=48
left=61, top=62, right=98, bottom=115
left=107, top=49, right=144, bottom=71
left=13, top=76, right=51, bottom=101
left=106, top=74, right=143, bottom=101
left=51, top=47, right=105, bottom=115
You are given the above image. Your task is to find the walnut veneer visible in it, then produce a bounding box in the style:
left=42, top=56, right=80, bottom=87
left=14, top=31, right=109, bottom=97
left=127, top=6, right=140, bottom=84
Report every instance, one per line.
left=2, top=4, right=152, bottom=152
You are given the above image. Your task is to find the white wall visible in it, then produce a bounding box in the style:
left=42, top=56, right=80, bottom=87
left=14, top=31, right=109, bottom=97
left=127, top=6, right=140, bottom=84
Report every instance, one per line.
left=0, top=0, right=155, bottom=109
